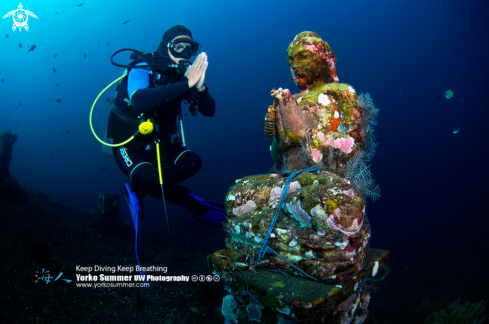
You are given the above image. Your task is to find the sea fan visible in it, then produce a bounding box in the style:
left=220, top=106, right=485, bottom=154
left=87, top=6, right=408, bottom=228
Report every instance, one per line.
left=344, top=153, right=381, bottom=202
left=358, top=93, right=379, bottom=153
left=342, top=93, right=381, bottom=202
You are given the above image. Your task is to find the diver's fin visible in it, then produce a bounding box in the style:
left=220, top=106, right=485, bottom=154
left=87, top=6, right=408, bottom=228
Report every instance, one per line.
left=187, top=193, right=227, bottom=228
left=124, top=183, right=148, bottom=287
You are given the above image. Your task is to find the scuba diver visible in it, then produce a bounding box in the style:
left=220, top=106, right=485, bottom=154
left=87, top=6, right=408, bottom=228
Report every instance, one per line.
left=105, top=25, right=226, bottom=229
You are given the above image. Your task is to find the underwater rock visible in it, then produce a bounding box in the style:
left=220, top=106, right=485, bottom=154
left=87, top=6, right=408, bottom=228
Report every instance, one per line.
left=0, top=131, right=17, bottom=176
left=0, top=131, right=27, bottom=202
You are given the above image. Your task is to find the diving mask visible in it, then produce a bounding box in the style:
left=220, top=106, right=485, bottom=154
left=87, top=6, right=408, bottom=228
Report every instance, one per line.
left=167, top=39, right=201, bottom=59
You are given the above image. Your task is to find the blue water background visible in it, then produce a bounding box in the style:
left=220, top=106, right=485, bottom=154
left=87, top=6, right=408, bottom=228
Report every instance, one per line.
left=1, top=0, right=488, bottom=298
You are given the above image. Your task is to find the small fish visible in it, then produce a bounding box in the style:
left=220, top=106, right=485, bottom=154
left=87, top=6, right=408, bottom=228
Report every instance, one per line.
left=106, top=98, right=110, bottom=102
left=76, top=3, right=83, bottom=6
left=5, top=34, right=9, bottom=38
left=453, top=127, right=460, bottom=134
left=123, top=20, right=130, bottom=24
left=19, top=102, right=21, bottom=106
left=445, top=90, right=454, bottom=99
left=107, top=41, right=109, bottom=45
left=83, top=53, right=87, bottom=58
left=18, top=43, right=22, bottom=48
left=97, top=41, right=99, bottom=45
left=54, top=54, right=58, bottom=58
left=53, top=67, right=57, bottom=73
left=1, top=79, right=4, bottom=82
left=28, top=45, right=36, bottom=52
left=55, top=82, right=60, bottom=87
left=55, top=99, right=62, bottom=103
left=66, top=130, right=70, bottom=134
left=101, top=167, right=106, bottom=171
left=190, top=307, right=199, bottom=314
left=55, top=11, right=58, bottom=14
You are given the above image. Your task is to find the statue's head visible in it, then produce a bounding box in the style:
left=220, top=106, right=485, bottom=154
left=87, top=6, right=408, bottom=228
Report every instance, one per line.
left=287, top=31, right=338, bottom=90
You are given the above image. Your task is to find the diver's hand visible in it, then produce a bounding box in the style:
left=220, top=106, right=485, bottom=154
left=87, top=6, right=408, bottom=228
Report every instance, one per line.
left=186, top=53, right=207, bottom=89
left=196, top=60, right=208, bottom=91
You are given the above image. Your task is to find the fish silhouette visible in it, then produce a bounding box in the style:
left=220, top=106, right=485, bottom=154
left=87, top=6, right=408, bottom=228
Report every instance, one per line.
left=106, top=98, right=110, bottom=102
left=5, top=34, right=8, bottom=38
left=83, top=53, right=87, bottom=58
left=18, top=43, right=22, bottom=48
left=55, top=82, right=60, bottom=87
left=28, top=45, right=36, bottom=52
left=54, top=54, right=58, bottom=58
left=123, top=20, right=130, bottom=24
left=1, top=79, right=4, bottom=82
left=107, top=41, right=109, bottom=45
left=76, top=3, right=83, bottom=6
left=55, top=99, right=62, bottom=103
left=55, top=11, right=58, bottom=14
left=53, top=67, right=57, bottom=73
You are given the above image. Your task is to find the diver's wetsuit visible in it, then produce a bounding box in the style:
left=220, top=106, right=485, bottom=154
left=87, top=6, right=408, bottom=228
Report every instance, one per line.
left=107, top=59, right=215, bottom=214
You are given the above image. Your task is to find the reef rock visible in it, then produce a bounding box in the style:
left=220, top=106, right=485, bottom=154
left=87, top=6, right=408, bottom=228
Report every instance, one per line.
left=0, top=131, right=17, bottom=176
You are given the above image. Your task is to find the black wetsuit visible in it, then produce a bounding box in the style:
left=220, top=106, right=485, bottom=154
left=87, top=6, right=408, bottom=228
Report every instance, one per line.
left=106, top=56, right=215, bottom=214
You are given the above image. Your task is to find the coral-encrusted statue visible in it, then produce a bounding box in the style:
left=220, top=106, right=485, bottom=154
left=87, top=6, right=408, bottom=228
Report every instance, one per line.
left=267, top=32, right=379, bottom=195
left=209, top=31, right=388, bottom=324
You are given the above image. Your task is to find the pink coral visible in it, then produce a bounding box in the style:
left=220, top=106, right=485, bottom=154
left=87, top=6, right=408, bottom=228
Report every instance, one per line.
left=317, top=132, right=326, bottom=143
left=344, top=189, right=356, bottom=199
left=268, top=181, right=301, bottom=206
left=305, top=44, right=318, bottom=53
left=287, top=181, right=301, bottom=193
left=327, top=215, right=341, bottom=231
left=331, top=137, right=355, bottom=155
left=324, top=135, right=334, bottom=146
left=232, top=200, right=257, bottom=216
left=268, top=187, right=282, bottom=205
left=327, top=214, right=363, bottom=236
left=312, top=149, right=323, bottom=163
left=338, top=294, right=357, bottom=311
